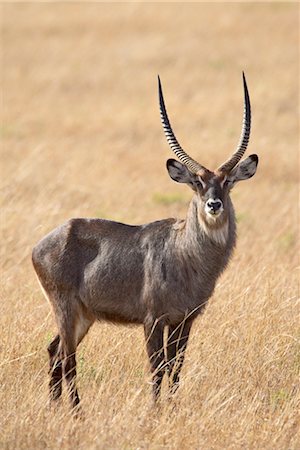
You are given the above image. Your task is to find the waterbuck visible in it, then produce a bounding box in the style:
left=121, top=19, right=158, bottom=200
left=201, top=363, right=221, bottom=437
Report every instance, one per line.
left=32, top=73, right=258, bottom=409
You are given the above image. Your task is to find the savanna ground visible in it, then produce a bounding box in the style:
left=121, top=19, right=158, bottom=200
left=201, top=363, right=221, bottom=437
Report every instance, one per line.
left=1, top=3, right=299, bottom=449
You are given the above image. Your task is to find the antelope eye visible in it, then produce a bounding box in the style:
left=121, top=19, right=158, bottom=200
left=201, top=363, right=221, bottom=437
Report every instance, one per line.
left=195, top=180, right=205, bottom=189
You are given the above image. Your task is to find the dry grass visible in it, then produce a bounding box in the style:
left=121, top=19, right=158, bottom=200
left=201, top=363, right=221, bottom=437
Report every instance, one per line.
left=1, top=3, right=299, bottom=449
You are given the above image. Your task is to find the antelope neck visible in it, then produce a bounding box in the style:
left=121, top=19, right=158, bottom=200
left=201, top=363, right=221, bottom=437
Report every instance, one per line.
left=183, top=196, right=231, bottom=247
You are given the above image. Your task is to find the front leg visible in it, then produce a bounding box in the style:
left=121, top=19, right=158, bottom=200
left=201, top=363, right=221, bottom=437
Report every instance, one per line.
left=144, top=319, right=165, bottom=403
left=166, top=319, right=192, bottom=395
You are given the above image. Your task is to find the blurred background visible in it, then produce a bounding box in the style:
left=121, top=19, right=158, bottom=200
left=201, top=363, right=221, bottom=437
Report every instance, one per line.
left=2, top=3, right=298, bottom=273
left=1, top=3, right=299, bottom=449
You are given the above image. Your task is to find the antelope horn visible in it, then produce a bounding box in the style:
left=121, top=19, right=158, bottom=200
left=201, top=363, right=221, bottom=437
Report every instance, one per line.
left=158, top=76, right=208, bottom=175
left=218, top=72, right=251, bottom=173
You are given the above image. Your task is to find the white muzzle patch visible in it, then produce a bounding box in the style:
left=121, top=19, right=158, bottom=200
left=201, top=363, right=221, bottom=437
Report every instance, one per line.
left=205, top=198, right=224, bottom=218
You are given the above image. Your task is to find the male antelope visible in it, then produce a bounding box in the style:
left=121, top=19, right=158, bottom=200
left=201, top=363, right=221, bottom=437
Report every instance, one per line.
left=32, top=74, right=258, bottom=409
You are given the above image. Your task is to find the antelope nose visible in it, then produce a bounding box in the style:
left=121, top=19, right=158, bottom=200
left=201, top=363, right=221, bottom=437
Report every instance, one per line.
left=207, top=199, right=222, bottom=212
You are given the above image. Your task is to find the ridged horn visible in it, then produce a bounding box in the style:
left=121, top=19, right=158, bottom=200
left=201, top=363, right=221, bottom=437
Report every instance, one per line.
left=158, top=76, right=208, bottom=175
left=218, top=72, right=251, bottom=173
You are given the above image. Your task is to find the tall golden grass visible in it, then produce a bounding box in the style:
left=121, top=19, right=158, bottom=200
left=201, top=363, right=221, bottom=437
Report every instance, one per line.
left=1, top=3, right=299, bottom=449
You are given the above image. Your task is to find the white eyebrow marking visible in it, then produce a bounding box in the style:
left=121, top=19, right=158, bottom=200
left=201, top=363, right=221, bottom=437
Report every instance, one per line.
left=220, top=176, right=227, bottom=188
left=197, top=175, right=206, bottom=189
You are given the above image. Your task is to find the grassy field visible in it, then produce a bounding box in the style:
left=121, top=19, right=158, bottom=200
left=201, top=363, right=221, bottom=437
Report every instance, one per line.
left=1, top=3, right=299, bottom=449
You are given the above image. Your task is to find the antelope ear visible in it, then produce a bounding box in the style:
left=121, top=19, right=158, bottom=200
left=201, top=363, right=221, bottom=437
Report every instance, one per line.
left=228, top=154, right=258, bottom=184
left=166, top=159, right=197, bottom=184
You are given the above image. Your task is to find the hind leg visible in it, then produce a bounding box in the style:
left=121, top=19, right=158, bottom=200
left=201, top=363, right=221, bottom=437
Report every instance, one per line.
left=62, top=345, right=80, bottom=409
left=48, top=334, right=62, bottom=402
left=60, top=308, right=94, bottom=409
left=47, top=291, right=94, bottom=409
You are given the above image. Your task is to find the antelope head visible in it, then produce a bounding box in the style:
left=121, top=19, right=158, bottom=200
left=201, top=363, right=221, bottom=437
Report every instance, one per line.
left=158, top=73, right=259, bottom=229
